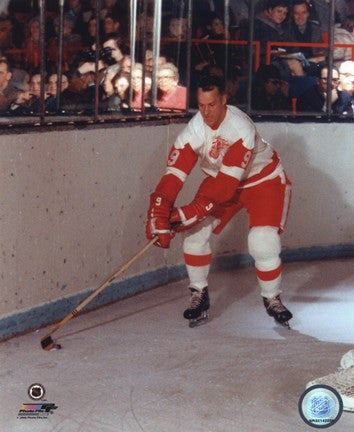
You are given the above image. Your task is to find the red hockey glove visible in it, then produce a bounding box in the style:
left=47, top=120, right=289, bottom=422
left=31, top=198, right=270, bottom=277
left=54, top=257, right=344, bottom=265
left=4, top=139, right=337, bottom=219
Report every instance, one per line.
left=169, top=196, right=218, bottom=232
left=146, top=193, right=174, bottom=248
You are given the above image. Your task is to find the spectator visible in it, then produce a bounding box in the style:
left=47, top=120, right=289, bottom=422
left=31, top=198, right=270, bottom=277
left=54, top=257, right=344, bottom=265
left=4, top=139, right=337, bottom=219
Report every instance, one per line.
left=68, top=58, right=106, bottom=108
left=253, top=0, right=290, bottom=56
left=45, top=72, right=81, bottom=113
left=120, top=55, right=131, bottom=74
left=101, top=35, right=124, bottom=64
left=339, top=61, right=354, bottom=106
left=65, top=0, right=86, bottom=36
left=333, top=15, right=354, bottom=68
left=82, top=17, right=98, bottom=48
left=100, top=0, right=129, bottom=35
left=156, top=62, right=187, bottom=110
left=297, top=65, right=353, bottom=115
left=0, top=57, right=17, bottom=111
left=130, top=63, right=152, bottom=110
left=287, top=0, right=325, bottom=75
left=167, top=17, right=188, bottom=41
left=206, top=13, right=231, bottom=40
left=8, top=80, right=31, bottom=115
left=112, top=71, right=129, bottom=108
left=100, top=63, right=121, bottom=111
left=0, top=16, right=15, bottom=53
left=22, top=16, right=41, bottom=73
left=102, top=13, right=121, bottom=38
left=252, top=64, right=292, bottom=110
left=145, top=51, right=167, bottom=74
left=48, top=14, right=82, bottom=73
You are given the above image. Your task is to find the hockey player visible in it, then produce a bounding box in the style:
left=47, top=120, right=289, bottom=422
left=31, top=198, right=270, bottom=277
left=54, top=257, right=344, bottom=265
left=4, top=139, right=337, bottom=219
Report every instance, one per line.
left=146, top=74, right=293, bottom=328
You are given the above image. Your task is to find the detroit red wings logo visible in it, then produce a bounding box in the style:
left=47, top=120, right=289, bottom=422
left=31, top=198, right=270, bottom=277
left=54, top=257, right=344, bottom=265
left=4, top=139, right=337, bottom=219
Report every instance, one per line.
left=209, top=136, right=230, bottom=159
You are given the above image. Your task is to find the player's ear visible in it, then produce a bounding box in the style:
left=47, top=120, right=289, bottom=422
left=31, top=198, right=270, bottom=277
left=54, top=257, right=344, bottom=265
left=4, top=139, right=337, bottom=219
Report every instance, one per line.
left=221, top=93, right=227, bottom=105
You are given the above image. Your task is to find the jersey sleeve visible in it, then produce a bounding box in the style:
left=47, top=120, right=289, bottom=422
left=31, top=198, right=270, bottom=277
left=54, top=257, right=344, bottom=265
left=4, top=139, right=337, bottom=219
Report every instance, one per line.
left=197, top=133, right=255, bottom=204
left=155, top=142, right=198, bottom=203
left=154, top=117, right=202, bottom=203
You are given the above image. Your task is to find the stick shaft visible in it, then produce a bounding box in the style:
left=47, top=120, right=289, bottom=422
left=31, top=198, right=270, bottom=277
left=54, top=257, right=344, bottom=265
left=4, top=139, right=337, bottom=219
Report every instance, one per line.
left=42, top=237, right=157, bottom=340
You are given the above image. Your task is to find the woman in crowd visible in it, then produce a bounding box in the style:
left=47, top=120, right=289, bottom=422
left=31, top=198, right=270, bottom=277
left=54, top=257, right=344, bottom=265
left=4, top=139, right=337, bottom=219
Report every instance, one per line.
left=156, top=62, right=186, bottom=110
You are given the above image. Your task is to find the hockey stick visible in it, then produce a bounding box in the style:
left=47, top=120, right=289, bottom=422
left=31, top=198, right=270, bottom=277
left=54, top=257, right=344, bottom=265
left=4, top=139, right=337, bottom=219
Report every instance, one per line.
left=40, top=236, right=158, bottom=351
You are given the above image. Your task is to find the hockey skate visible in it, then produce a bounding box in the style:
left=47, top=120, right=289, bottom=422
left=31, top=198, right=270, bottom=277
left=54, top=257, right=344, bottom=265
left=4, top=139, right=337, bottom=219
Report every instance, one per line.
left=263, top=295, right=293, bottom=329
left=183, top=287, right=210, bottom=328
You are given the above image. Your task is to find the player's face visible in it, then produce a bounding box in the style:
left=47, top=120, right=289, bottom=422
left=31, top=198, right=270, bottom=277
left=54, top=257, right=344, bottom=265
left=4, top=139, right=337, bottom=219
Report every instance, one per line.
left=197, top=87, right=227, bottom=129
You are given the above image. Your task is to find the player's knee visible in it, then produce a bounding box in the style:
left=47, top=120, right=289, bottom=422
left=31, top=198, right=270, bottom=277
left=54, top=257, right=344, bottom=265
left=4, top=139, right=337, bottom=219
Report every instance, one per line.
left=248, top=226, right=281, bottom=263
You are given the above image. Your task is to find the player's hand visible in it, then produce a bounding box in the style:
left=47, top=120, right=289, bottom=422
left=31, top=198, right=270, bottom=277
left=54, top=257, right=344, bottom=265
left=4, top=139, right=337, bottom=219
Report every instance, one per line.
left=146, top=193, right=174, bottom=248
left=169, top=196, right=216, bottom=232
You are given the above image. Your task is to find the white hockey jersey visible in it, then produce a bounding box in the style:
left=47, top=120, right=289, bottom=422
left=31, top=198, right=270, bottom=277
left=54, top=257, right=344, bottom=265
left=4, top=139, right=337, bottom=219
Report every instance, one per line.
left=171, top=105, right=284, bottom=189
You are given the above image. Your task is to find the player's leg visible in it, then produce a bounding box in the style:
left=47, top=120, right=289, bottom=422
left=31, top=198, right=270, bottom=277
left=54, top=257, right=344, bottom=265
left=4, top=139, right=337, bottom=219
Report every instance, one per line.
left=242, top=174, right=293, bottom=326
left=182, top=216, right=219, bottom=326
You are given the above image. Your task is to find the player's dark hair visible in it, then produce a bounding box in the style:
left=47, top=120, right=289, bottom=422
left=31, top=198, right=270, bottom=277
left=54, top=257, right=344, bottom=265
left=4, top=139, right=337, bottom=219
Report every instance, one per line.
left=197, top=74, right=226, bottom=95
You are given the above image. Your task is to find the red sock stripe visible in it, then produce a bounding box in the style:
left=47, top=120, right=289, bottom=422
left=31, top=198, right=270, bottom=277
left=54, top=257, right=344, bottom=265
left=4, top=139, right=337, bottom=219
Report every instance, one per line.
left=184, top=253, right=212, bottom=267
left=256, top=265, right=282, bottom=281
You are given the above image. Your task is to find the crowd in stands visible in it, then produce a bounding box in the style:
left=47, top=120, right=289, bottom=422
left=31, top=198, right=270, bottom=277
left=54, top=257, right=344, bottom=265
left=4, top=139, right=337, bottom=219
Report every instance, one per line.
left=0, top=0, right=353, bottom=117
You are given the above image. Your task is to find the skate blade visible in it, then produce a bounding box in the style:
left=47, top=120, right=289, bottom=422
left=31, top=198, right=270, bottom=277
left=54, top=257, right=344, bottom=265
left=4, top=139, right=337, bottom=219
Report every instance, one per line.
left=189, top=311, right=209, bottom=328
left=275, top=319, right=291, bottom=330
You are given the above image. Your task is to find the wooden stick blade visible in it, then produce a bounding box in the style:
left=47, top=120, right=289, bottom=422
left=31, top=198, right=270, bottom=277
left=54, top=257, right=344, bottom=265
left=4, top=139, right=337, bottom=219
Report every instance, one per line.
left=41, top=335, right=55, bottom=351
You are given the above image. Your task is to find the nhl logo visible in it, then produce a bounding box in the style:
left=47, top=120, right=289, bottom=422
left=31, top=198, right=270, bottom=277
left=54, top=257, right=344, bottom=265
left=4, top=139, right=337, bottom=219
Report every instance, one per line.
left=28, top=383, right=46, bottom=400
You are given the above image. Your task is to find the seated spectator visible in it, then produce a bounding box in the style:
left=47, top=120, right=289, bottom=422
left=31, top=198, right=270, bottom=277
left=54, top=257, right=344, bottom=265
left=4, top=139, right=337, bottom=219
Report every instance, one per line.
left=0, top=16, right=16, bottom=54
left=206, top=13, right=231, bottom=40
left=156, top=62, right=187, bottom=110
left=101, top=35, right=124, bottom=64
left=112, top=71, right=129, bottom=108
left=45, top=72, right=81, bottom=112
left=130, top=63, right=152, bottom=110
left=162, top=16, right=188, bottom=83
left=145, top=51, right=167, bottom=74
left=82, top=17, right=98, bottom=48
left=287, top=0, right=325, bottom=75
left=0, top=57, right=17, bottom=111
left=48, top=14, right=82, bottom=72
left=100, top=63, right=121, bottom=111
left=100, top=0, right=129, bottom=35
left=333, top=15, right=354, bottom=68
left=120, top=55, right=131, bottom=74
left=297, top=64, right=353, bottom=115
left=251, top=64, right=292, bottom=110
left=167, top=17, right=188, bottom=41
left=102, top=13, right=121, bottom=39
left=8, top=80, right=32, bottom=115
left=64, top=0, right=86, bottom=36
left=22, top=16, right=41, bottom=73
left=9, top=67, right=29, bottom=91
left=68, top=58, right=106, bottom=109
left=339, top=61, right=354, bottom=106
left=253, top=0, right=290, bottom=61
left=25, top=70, right=50, bottom=113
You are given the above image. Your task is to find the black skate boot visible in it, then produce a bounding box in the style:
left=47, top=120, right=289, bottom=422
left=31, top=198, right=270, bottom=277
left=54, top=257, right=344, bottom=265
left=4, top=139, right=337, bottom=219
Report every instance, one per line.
left=183, top=287, right=210, bottom=328
left=263, top=295, right=293, bottom=329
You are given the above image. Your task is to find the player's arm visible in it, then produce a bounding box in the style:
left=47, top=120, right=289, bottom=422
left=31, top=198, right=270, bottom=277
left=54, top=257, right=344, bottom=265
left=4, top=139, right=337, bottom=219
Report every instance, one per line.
left=146, top=143, right=198, bottom=247
left=170, top=138, right=253, bottom=231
